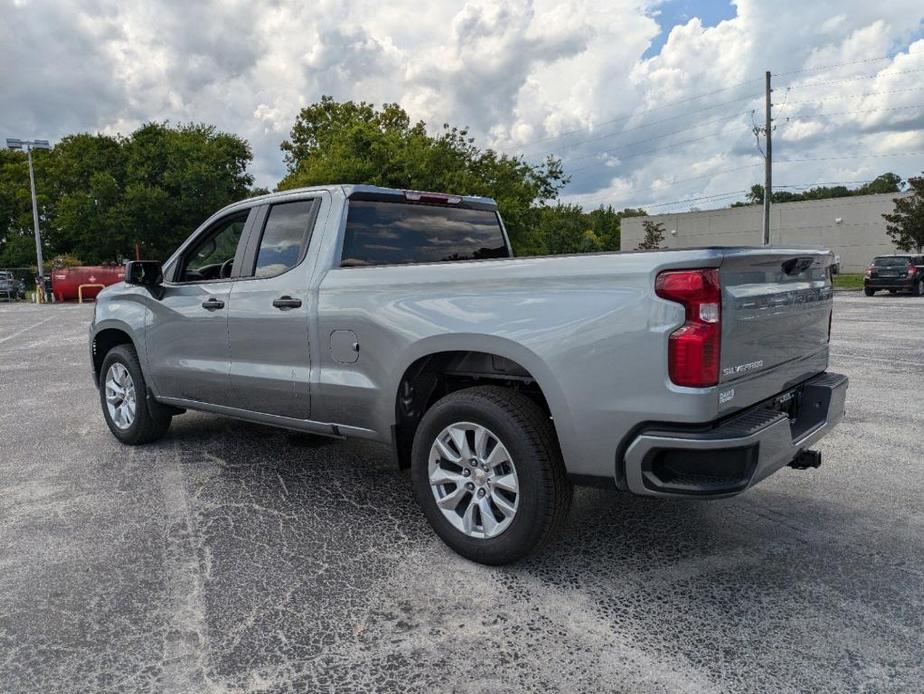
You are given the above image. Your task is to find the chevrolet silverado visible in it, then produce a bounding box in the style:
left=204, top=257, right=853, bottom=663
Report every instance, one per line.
left=89, top=185, right=848, bottom=564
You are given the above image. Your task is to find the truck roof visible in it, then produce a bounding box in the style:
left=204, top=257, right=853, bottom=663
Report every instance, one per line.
left=242, top=184, right=497, bottom=209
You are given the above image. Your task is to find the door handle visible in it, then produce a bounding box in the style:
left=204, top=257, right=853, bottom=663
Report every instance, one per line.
left=272, top=296, right=302, bottom=310
left=201, top=297, right=225, bottom=310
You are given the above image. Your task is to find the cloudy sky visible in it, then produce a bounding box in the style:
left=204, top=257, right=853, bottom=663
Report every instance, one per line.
left=2, top=0, right=922, bottom=212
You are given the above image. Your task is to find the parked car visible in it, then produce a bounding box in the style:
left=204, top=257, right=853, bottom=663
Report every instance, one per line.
left=0, top=271, right=25, bottom=301
left=89, top=185, right=848, bottom=564
left=864, top=255, right=924, bottom=296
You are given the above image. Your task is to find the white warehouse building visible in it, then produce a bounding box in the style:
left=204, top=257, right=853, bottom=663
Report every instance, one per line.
left=620, top=192, right=908, bottom=273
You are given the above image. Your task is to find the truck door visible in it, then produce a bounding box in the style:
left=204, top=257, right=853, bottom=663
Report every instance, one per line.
left=145, top=209, right=252, bottom=406
left=226, top=196, right=323, bottom=419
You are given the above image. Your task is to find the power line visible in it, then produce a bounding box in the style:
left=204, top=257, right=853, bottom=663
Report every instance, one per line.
left=781, top=87, right=924, bottom=105
left=644, top=190, right=750, bottom=209
left=534, top=57, right=922, bottom=212
left=649, top=175, right=897, bottom=212
left=568, top=162, right=766, bottom=211
left=782, top=67, right=924, bottom=89
left=573, top=157, right=921, bottom=214
left=512, top=57, right=907, bottom=157
left=525, top=108, right=752, bottom=159
left=780, top=103, right=924, bottom=126
left=775, top=177, right=880, bottom=189
left=543, top=94, right=919, bottom=176
left=519, top=91, right=762, bottom=152
left=558, top=114, right=748, bottom=166
left=524, top=57, right=904, bottom=152
left=566, top=130, right=747, bottom=174
left=773, top=56, right=893, bottom=77
left=559, top=103, right=923, bottom=177
left=778, top=151, right=924, bottom=164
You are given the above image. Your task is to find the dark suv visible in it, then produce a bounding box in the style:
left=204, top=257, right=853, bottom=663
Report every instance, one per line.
left=864, top=255, right=924, bottom=296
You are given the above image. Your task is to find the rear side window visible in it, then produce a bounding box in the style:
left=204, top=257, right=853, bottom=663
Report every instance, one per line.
left=253, top=200, right=316, bottom=278
left=341, top=201, right=509, bottom=267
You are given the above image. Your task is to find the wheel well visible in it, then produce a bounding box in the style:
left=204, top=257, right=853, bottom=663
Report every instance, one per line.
left=92, top=329, right=134, bottom=382
left=392, top=351, right=552, bottom=469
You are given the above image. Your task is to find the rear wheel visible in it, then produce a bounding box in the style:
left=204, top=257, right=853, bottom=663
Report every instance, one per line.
left=864, top=288, right=875, bottom=296
left=915, top=279, right=924, bottom=296
left=411, top=386, right=572, bottom=565
left=99, top=345, right=172, bottom=444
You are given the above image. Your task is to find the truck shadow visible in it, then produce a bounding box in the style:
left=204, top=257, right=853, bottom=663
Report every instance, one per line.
left=159, top=413, right=921, bottom=689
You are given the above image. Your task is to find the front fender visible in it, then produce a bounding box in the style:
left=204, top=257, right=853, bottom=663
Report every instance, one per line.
left=91, top=287, right=152, bottom=372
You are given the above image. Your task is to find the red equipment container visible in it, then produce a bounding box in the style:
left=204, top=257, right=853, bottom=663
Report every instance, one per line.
left=51, top=265, right=125, bottom=302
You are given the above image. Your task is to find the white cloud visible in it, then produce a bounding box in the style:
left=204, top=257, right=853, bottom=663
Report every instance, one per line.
left=1, top=0, right=922, bottom=211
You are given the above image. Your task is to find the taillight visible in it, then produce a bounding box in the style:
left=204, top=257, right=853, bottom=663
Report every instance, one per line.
left=655, top=269, right=721, bottom=388
left=907, top=264, right=917, bottom=277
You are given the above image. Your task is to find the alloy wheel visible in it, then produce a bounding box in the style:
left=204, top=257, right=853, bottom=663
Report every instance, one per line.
left=104, top=363, right=136, bottom=430
left=428, top=421, right=520, bottom=539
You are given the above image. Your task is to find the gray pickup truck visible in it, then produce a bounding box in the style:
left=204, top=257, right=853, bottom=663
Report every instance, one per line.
left=90, top=185, right=847, bottom=564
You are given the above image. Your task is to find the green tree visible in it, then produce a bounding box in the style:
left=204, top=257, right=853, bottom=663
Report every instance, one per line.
left=858, top=172, right=902, bottom=195
left=732, top=173, right=903, bottom=207
left=534, top=203, right=601, bottom=254
left=279, top=96, right=568, bottom=255
left=0, top=147, right=52, bottom=268
left=0, top=123, right=255, bottom=265
left=532, top=203, right=646, bottom=254
left=883, top=174, right=924, bottom=252
left=636, top=220, right=665, bottom=250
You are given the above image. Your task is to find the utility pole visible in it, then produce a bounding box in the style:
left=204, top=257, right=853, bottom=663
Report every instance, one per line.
left=6, top=138, right=51, bottom=281
left=27, top=148, right=45, bottom=279
left=762, top=70, right=772, bottom=245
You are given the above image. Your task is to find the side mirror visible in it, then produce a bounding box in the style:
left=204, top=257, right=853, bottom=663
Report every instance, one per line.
left=125, top=260, right=164, bottom=297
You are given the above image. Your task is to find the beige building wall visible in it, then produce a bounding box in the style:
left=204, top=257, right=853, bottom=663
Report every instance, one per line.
left=619, top=193, right=907, bottom=273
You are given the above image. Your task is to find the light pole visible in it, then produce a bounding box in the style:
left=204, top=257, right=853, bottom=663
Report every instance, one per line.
left=6, top=138, right=51, bottom=282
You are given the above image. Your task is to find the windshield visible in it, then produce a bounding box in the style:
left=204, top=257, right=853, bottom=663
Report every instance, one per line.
left=872, top=257, right=911, bottom=267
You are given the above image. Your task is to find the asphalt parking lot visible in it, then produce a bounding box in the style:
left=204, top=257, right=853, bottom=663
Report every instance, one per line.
left=1, top=294, right=922, bottom=693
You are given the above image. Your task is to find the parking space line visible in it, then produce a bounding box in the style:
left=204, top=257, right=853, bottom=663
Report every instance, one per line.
left=0, top=316, right=56, bottom=344
left=160, top=442, right=209, bottom=692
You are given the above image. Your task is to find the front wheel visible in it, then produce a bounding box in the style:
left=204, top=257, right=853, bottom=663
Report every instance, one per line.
left=99, top=344, right=172, bottom=444
left=411, top=386, right=572, bottom=565
left=864, top=288, right=875, bottom=296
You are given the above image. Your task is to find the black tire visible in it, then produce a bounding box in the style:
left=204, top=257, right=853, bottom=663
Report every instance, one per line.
left=411, top=386, right=572, bottom=565
left=864, top=288, right=875, bottom=296
left=98, top=344, right=172, bottom=444
left=915, top=279, right=924, bottom=297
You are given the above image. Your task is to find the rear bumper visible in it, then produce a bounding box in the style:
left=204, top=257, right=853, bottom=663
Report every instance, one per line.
left=623, top=372, right=848, bottom=498
left=865, top=278, right=916, bottom=290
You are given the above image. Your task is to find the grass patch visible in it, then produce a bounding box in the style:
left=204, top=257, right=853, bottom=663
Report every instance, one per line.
left=833, top=273, right=864, bottom=289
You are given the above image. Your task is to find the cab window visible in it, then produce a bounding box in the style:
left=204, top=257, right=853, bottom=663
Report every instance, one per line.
left=178, top=213, right=248, bottom=282
left=251, top=200, right=317, bottom=278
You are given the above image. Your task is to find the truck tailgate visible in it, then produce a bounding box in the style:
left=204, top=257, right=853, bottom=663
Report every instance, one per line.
left=718, top=249, right=833, bottom=407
